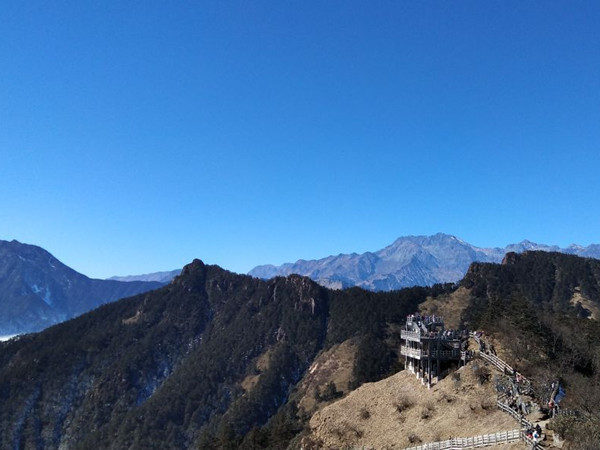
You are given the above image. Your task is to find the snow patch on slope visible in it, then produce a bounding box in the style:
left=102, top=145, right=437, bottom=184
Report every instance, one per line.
left=30, top=284, right=53, bottom=306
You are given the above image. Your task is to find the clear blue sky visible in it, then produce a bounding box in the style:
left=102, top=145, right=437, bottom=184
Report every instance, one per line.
left=1, top=1, right=599, bottom=278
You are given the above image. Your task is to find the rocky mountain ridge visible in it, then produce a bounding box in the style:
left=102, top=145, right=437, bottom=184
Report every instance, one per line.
left=249, top=233, right=600, bottom=291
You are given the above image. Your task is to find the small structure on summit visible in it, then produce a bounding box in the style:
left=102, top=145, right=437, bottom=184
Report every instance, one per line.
left=400, top=313, right=469, bottom=388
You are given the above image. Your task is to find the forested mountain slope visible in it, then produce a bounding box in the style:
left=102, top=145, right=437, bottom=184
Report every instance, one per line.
left=1, top=252, right=600, bottom=449
left=0, top=259, right=439, bottom=449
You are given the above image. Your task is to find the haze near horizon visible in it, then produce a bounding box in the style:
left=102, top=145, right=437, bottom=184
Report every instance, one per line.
left=1, top=2, right=599, bottom=278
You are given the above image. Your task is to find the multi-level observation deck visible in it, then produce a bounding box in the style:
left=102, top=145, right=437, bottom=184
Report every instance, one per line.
left=400, top=313, right=467, bottom=387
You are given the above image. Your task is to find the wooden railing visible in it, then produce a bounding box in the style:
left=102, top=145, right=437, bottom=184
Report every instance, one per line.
left=469, top=333, right=541, bottom=449
left=460, top=351, right=474, bottom=362
left=401, top=330, right=422, bottom=341
left=402, top=330, right=465, bottom=343
left=404, top=429, right=522, bottom=450
left=496, top=399, right=531, bottom=428
left=478, top=350, right=513, bottom=374
left=428, top=350, right=459, bottom=358
left=401, top=346, right=422, bottom=359
left=556, top=409, right=579, bottom=417
left=470, top=333, right=531, bottom=384
left=401, top=347, right=460, bottom=360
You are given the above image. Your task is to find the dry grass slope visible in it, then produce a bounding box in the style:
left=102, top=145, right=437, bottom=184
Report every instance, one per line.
left=295, top=339, right=358, bottom=416
left=303, top=362, right=520, bottom=449
left=569, top=288, right=599, bottom=320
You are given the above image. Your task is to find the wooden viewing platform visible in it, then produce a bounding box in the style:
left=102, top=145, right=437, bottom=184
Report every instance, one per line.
left=400, top=324, right=549, bottom=450
left=400, top=314, right=468, bottom=388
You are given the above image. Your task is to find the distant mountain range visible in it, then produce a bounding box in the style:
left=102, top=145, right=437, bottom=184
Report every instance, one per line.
left=4, top=234, right=599, bottom=335
left=0, top=240, right=165, bottom=335
left=249, top=233, right=600, bottom=291
left=108, top=269, right=181, bottom=283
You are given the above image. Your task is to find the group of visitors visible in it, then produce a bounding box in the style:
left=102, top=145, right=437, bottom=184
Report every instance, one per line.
left=525, top=424, right=542, bottom=443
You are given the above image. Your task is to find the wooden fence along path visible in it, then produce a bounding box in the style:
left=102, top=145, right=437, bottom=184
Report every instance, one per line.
left=403, top=333, right=543, bottom=450
left=474, top=335, right=541, bottom=449
left=478, top=352, right=512, bottom=375
left=470, top=334, right=530, bottom=381
left=496, top=397, right=532, bottom=429
left=404, top=429, right=522, bottom=450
